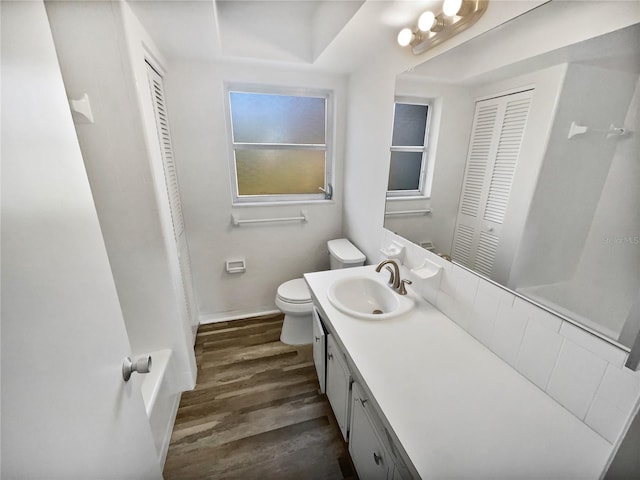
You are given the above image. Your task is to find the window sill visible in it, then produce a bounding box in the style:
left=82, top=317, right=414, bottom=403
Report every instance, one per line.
left=386, top=195, right=430, bottom=201
left=232, top=199, right=335, bottom=208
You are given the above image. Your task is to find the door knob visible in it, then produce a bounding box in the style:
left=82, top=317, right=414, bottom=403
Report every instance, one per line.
left=122, top=355, right=152, bottom=382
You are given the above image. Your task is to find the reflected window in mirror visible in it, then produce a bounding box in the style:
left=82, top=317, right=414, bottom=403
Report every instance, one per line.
left=387, top=97, right=432, bottom=198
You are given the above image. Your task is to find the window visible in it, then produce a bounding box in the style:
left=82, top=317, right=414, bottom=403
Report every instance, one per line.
left=226, top=85, right=332, bottom=203
left=387, top=98, right=431, bottom=197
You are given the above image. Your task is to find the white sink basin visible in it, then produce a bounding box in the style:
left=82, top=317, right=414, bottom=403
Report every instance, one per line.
left=327, top=275, right=414, bottom=319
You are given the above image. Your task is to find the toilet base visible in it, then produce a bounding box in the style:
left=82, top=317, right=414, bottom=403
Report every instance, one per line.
left=280, top=313, right=313, bottom=345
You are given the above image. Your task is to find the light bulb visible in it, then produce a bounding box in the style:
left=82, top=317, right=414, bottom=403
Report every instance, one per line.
left=418, top=11, right=435, bottom=32
left=397, top=28, right=414, bottom=47
left=443, top=0, right=463, bottom=16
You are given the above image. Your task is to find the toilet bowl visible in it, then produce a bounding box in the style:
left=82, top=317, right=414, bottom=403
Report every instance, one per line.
left=276, top=239, right=366, bottom=345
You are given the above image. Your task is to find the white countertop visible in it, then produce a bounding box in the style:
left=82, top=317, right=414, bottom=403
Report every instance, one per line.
left=305, top=266, right=613, bottom=479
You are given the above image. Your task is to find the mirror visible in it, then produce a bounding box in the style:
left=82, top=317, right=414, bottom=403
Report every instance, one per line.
left=384, top=3, right=640, bottom=348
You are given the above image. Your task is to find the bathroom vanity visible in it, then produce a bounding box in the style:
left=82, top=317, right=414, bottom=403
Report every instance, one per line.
left=305, top=265, right=614, bottom=479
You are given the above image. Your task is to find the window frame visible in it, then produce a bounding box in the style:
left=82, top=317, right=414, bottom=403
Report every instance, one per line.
left=224, top=83, right=334, bottom=205
left=387, top=96, right=434, bottom=199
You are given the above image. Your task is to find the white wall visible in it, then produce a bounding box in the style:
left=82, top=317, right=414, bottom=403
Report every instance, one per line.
left=343, top=66, right=395, bottom=263
left=45, top=0, right=196, bottom=390
left=164, top=60, right=346, bottom=321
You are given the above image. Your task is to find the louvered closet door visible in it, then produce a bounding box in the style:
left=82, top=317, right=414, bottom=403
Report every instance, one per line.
left=146, top=62, right=198, bottom=330
left=452, top=89, right=533, bottom=278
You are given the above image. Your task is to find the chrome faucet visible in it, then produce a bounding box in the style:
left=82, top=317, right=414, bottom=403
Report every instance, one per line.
left=375, top=259, right=412, bottom=295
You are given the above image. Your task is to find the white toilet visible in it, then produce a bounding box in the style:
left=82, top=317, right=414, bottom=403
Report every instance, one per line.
left=276, top=238, right=366, bottom=345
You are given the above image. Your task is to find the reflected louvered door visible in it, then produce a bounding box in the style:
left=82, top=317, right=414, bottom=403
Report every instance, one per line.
left=452, top=90, right=532, bottom=278
left=147, top=62, right=198, bottom=330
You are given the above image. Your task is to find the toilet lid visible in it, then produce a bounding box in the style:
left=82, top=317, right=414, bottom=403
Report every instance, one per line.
left=277, top=278, right=311, bottom=304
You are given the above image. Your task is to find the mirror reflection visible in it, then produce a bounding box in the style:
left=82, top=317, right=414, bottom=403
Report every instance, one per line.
left=385, top=15, right=640, bottom=347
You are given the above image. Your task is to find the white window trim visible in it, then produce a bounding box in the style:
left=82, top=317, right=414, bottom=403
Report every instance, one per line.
left=387, top=96, right=433, bottom=199
left=224, top=82, right=334, bottom=205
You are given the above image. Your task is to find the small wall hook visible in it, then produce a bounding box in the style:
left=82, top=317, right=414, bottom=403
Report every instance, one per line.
left=567, top=121, right=588, bottom=139
left=69, top=93, right=94, bottom=124
left=122, top=355, right=152, bottom=382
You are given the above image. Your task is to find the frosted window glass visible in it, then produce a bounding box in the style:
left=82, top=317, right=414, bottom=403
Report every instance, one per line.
left=236, top=149, right=325, bottom=195
left=388, top=152, right=422, bottom=190
left=392, top=103, right=428, bottom=147
left=230, top=92, right=326, bottom=144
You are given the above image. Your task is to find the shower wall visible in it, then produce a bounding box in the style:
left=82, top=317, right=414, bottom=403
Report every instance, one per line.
left=575, top=76, right=640, bottom=341
left=510, top=65, right=639, bottom=340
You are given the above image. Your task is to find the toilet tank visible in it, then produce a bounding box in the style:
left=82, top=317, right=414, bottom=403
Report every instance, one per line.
left=327, top=239, right=366, bottom=270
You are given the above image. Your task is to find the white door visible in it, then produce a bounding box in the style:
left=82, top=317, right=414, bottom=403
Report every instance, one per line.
left=312, top=307, right=327, bottom=393
left=452, top=90, right=533, bottom=278
left=326, top=334, right=352, bottom=440
left=1, top=2, right=162, bottom=477
left=451, top=90, right=533, bottom=277
left=146, top=61, right=199, bottom=339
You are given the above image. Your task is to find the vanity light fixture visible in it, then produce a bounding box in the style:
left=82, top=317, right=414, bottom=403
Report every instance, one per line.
left=397, top=0, right=488, bottom=55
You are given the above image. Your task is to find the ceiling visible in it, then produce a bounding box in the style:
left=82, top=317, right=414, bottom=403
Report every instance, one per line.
left=127, top=0, right=432, bottom=73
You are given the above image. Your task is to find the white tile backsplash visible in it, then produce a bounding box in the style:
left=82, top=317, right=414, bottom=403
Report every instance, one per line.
left=436, top=290, right=458, bottom=322
left=383, top=238, right=640, bottom=445
left=468, top=290, right=501, bottom=346
left=585, top=395, right=632, bottom=444
left=450, top=266, right=479, bottom=331
left=596, top=364, right=640, bottom=413
left=490, top=302, right=528, bottom=366
left=512, top=296, right=562, bottom=332
left=421, top=284, right=438, bottom=306
left=560, top=322, right=628, bottom=369
left=468, top=281, right=514, bottom=347
left=439, top=265, right=456, bottom=297
left=515, top=320, right=563, bottom=390
left=546, top=340, right=608, bottom=419
left=452, top=266, right=480, bottom=304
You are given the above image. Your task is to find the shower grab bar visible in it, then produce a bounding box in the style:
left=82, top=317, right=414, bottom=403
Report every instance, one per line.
left=231, top=210, right=308, bottom=226
left=385, top=209, right=431, bottom=216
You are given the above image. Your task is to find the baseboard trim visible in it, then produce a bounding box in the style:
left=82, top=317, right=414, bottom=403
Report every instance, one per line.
left=199, top=309, right=282, bottom=325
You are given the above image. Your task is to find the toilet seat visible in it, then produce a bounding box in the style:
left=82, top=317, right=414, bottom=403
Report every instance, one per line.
left=276, top=278, right=311, bottom=305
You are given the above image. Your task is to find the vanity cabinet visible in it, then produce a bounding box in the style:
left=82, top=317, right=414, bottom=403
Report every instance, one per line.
left=349, top=381, right=393, bottom=480
left=312, top=308, right=326, bottom=394
left=325, top=333, right=352, bottom=440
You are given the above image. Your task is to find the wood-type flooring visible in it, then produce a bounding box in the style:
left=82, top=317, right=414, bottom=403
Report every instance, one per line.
left=163, top=313, right=355, bottom=480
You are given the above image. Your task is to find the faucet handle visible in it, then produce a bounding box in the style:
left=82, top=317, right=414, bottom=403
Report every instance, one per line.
left=398, top=279, right=412, bottom=295
left=384, top=265, right=395, bottom=285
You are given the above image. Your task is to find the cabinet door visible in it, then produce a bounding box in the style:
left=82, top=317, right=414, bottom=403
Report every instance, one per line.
left=326, top=334, right=351, bottom=440
left=312, top=307, right=326, bottom=393
left=349, top=382, right=392, bottom=480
